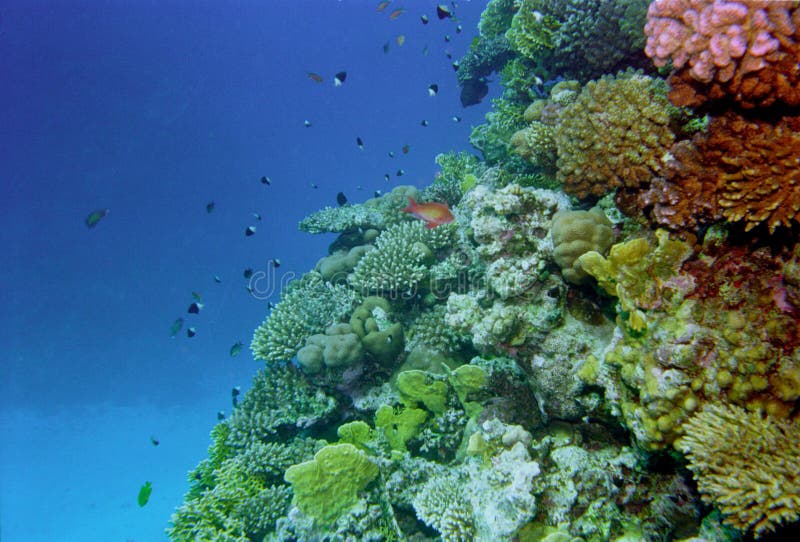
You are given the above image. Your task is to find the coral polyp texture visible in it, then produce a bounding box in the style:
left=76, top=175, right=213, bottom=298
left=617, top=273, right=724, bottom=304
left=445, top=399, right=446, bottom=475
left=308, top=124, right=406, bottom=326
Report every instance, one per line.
left=644, top=0, right=800, bottom=108
left=677, top=403, right=800, bottom=537
left=555, top=70, right=674, bottom=199
left=650, top=111, right=800, bottom=233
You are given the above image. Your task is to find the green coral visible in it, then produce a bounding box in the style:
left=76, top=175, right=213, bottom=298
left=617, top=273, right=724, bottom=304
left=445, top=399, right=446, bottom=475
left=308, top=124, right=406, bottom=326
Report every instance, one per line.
left=478, top=0, right=515, bottom=37
left=226, top=365, right=336, bottom=449
left=470, top=96, right=529, bottom=167
left=375, top=405, right=428, bottom=452
left=251, top=271, right=358, bottom=362
left=349, top=296, right=405, bottom=364
left=296, top=323, right=364, bottom=373
left=284, top=443, right=379, bottom=526
left=349, top=221, right=454, bottom=296
left=299, top=204, right=387, bottom=234
left=506, top=0, right=561, bottom=57
left=396, top=370, right=450, bottom=414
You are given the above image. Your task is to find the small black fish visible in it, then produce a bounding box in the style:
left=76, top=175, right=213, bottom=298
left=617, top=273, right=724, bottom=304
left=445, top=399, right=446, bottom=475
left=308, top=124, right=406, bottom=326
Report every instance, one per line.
left=246, top=285, right=255, bottom=295
left=253, top=212, right=262, bottom=221
left=420, top=14, right=429, bottom=24
left=188, top=301, right=203, bottom=314
left=456, top=24, right=462, bottom=33
left=384, top=174, right=390, bottom=182
left=230, top=342, right=243, bottom=357
left=421, top=119, right=429, bottom=127
left=388, top=151, right=395, bottom=158
left=268, top=302, right=276, bottom=310
left=217, top=410, right=226, bottom=421
left=170, top=318, right=184, bottom=337
left=374, top=190, right=383, bottom=198
left=270, top=258, right=281, bottom=268
left=232, top=385, right=241, bottom=397
left=437, top=4, right=452, bottom=19
left=85, top=208, right=110, bottom=229
left=206, top=201, right=215, bottom=213
left=150, top=435, right=160, bottom=446
left=423, top=44, right=429, bottom=56
left=356, top=137, right=364, bottom=150
left=304, top=119, right=312, bottom=127
left=334, top=71, right=347, bottom=86
left=444, top=34, right=451, bottom=42
left=260, top=176, right=271, bottom=185
left=383, top=41, right=390, bottom=54
left=428, top=83, right=439, bottom=96
left=187, top=327, right=197, bottom=338
left=243, top=268, right=253, bottom=279
left=396, top=169, right=405, bottom=177
left=337, top=192, right=348, bottom=206
left=445, top=51, right=452, bottom=59
left=214, top=275, right=222, bottom=284
left=402, top=144, right=410, bottom=154
left=310, top=182, right=318, bottom=189
left=192, top=291, right=202, bottom=302
left=245, top=226, right=256, bottom=237
left=452, top=61, right=460, bottom=71
left=452, top=116, right=462, bottom=123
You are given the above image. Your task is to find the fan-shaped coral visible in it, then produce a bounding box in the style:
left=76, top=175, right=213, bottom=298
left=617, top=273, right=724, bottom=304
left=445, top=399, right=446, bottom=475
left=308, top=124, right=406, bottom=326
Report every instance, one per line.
left=645, top=0, right=800, bottom=108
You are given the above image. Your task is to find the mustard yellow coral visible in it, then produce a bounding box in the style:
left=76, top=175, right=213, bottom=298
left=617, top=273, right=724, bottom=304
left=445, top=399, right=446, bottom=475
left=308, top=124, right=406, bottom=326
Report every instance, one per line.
left=676, top=403, right=800, bottom=538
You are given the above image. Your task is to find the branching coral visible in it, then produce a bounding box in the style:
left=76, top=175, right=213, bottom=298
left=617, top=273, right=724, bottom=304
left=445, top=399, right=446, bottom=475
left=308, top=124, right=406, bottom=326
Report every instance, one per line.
left=555, top=70, right=675, bottom=199
left=647, top=112, right=800, bottom=233
left=676, top=403, right=800, bottom=537
left=645, top=0, right=800, bottom=108
left=251, top=271, right=358, bottom=362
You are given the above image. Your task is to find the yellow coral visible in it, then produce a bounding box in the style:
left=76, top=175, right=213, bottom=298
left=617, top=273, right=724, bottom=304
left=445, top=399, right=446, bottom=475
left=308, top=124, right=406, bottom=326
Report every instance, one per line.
left=676, top=404, right=800, bottom=538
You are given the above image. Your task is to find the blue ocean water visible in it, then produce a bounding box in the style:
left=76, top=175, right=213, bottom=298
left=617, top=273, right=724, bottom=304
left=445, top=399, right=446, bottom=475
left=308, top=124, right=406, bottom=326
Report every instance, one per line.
left=0, top=2, right=492, bottom=540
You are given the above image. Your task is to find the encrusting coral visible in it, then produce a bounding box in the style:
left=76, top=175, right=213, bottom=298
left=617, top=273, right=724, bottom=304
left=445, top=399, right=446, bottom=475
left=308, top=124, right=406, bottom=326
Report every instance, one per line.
left=676, top=403, right=800, bottom=537
left=645, top=0, right=800, bottom=108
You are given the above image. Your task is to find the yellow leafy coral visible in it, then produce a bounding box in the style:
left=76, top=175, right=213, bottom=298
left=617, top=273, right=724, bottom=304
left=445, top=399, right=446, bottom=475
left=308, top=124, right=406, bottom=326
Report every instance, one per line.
left=676, top=404, right=800, bottom=538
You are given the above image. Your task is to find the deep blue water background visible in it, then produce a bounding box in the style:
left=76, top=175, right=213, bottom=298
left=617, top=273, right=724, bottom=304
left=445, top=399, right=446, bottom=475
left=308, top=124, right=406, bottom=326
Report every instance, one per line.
left=0, top=1, right=494, bottom=540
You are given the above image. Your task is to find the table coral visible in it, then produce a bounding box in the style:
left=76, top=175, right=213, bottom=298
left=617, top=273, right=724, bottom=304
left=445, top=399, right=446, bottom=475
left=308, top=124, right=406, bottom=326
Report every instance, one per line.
left=555, top=70, right=674, bottom=199
left=648, top=112, right=800, bottom=233
left=645, top=0, right=800, bottom=109
left=676, top=403, right=800, bottom=537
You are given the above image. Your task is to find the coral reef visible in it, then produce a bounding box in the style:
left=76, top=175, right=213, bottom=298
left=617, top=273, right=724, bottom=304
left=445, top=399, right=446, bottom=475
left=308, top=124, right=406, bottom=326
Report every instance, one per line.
left=555, top=70, right=675, bottom=199
left=551, top=207, right=615, bottom=285
left=645, top=0, right=800, bottom=108
left=647, top=111, right=800, bottom=233
left=677, top=403, right=800, bottom=537
left=250, top=271, right=358, bottom=362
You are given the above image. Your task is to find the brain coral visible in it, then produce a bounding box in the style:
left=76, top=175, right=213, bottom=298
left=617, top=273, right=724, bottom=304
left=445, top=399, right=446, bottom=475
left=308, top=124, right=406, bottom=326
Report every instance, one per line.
left=555, top=70, right=674, bottom=199
left=644, top=0, right=800, bottom=108
left=649, top=112, right=800, bottom=233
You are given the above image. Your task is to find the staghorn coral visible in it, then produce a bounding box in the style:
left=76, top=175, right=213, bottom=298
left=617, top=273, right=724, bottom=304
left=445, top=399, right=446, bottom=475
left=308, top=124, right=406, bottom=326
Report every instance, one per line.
left=646, top=112, right=800, bottom=233
left=250, top=271, right=358, bottom=362
left=676, top=403, right=800, bottom=537
left=555, top=71, right=675, bottom=199
left=551, top=207, right=615, bottom=285
left=645, top=0, right=800, bottom=108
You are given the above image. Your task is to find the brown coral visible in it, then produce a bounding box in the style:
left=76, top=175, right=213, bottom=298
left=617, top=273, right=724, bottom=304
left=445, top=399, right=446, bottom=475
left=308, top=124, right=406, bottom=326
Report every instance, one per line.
left=649, top=112, right=800, bottom=233
left=676, top=403, right=800, bottom=537
left=555, top=71, right=674, bottom=199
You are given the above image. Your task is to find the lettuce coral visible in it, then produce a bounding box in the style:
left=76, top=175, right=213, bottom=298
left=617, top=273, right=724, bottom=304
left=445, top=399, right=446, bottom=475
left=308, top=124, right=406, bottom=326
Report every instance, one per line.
left=676, top=403, right=800, bottom=537
left=645, top=0, right=800, bottom=108
left=555, top=70, right=674, bottom=199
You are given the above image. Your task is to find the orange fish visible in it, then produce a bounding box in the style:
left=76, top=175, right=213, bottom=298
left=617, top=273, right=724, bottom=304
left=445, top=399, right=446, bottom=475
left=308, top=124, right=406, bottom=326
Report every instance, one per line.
left=376, top=1, right=391, bottom=11
left=307, top=72, right=323, bottom=83
left=389, top=8, right=405, bottom=20
left=402, top=197, right=454, bottom=228
left=397, top=34, right=406, bottom=46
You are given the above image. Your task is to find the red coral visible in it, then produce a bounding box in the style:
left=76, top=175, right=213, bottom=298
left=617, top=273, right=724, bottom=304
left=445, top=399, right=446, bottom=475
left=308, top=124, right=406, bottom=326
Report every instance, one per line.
left=646, top=112, right=800, bottom=233
left=645, top=0, right=800, bottom=108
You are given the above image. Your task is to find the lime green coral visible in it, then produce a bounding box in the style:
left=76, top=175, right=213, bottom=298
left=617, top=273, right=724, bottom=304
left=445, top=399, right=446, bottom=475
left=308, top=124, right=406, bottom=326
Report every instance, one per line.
left=676, top=404, right=800, bottom=538
left=397, top=370, right=449, bottom=414
left=505, top=0, right=560, bottom=58
left=375, top=405, right=428, bottom=452
left=577, top=229, right=692, bottom=332
left=284, top=443, right=379, bottom=526
left=251, top=271, right=358, bottom=362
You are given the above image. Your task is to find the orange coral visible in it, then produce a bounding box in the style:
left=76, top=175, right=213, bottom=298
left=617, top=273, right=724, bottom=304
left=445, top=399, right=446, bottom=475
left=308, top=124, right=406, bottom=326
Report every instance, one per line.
left=645, top=112, right=800, bottom=233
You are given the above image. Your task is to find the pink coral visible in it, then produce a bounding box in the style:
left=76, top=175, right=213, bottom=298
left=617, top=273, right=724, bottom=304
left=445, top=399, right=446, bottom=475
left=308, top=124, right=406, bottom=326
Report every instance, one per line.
left=644, top=0, right=800, bottom=108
